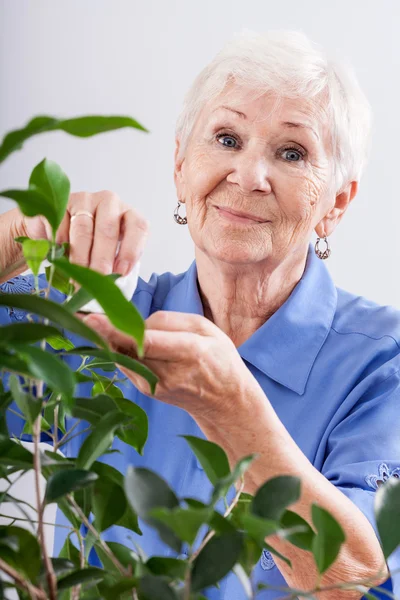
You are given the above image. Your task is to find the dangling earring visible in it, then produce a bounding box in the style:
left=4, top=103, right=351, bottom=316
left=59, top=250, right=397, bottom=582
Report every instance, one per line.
left=315, top=236, right=331, bottom=260
left=173, top=201, right=187, bottom=225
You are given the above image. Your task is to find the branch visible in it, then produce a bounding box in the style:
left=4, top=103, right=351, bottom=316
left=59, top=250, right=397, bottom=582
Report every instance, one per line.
left=0, top=557, right=47, bottom=600
left=33, top=416, right=57, bottom=600
left=67, top=495, right=127, bottom=575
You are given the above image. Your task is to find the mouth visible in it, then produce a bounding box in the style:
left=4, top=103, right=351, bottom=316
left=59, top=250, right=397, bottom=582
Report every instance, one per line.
left=214, top=205, right=270, bottom=224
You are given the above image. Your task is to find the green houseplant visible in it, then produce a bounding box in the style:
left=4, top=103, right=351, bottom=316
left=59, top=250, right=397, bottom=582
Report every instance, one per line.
left=0, top=115, right=399, bottom=600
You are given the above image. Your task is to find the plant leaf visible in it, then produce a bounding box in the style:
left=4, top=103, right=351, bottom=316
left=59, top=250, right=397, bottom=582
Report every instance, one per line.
left=191, top=531, right=244, bottom=592
left=251, top=475, right=301, bottom=521
left=0, top=436, right=33, bottom=469
left=0, top=294, right=107, bottom=348
left=311, top=504, right=346, bottom=575
left=52, top=259, right=145, bottom=354
left=57, top=567, right=105, bottom=590
left=8, top=343, right=75, bottom=398
left=61, top=346, right=158, bottom=394
left=148, top=506, right=212, bottom=546
left=0, top=323, right=60, bottom=345
left=182, top=435, right=230, bottom=485
left=124, top=467, right=181, bottom=553
left=45, top=469, right=98, bottom=504
left=76, top=410, right=129, bottom=470
left=375, top=476, right=400, bottom=559
left=212, top=454, right=257, bottom=503
left=15, top=238, right=50, bottom=276
left=92, top=477, right=127, bottom=532
left=0, top=526, right=41, bottom=581
left=280, top=510, right=315, bottom=551
left=8, top=374, right=42, bottom=426
left=0, top=114, right=148, bottom=164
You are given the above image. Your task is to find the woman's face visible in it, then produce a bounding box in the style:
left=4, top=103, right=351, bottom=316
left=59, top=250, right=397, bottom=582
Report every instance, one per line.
left=174, top=83, right=355, bottom=267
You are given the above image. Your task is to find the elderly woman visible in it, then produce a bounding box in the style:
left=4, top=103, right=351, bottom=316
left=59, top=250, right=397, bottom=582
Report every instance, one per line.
left=1, top=30, right=399, bottom=599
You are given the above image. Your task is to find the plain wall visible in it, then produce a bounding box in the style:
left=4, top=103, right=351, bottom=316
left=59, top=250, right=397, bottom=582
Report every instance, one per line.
left=0, top=0, right=399, bottom=307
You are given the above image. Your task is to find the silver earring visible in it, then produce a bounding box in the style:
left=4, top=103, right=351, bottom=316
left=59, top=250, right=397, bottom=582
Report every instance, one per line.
left=173, top=201, right=187, bottom=225
left=315, top=236, right=331, bottom=260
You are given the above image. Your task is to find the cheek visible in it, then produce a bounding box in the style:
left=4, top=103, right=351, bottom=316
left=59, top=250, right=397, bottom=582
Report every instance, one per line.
left=279, top=162, right=329, bottom=222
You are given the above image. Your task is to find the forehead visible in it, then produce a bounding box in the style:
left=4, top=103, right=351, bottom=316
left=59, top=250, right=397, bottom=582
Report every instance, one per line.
left=197, top=81, right=331, bottom=145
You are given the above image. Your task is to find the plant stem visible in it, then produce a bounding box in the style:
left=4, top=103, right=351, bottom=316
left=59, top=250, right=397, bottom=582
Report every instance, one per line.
left=33, top=415, right=57, bottom=600
left=68, top=495, right=127, bottom=575
left=71, top=530, right=85, bottom=600
left=189, top=476, right=245, bottom=566
left=0, top=557, right=47, bottom=600
left=0, top=513, right=72, bottom=529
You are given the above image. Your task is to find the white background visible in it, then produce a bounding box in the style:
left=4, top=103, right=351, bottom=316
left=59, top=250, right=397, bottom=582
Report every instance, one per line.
left=0, top=0, right=399, bottom=307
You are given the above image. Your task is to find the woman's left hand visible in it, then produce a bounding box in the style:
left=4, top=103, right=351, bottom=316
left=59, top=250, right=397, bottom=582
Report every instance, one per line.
left=84, top=311, right=261, bottom=422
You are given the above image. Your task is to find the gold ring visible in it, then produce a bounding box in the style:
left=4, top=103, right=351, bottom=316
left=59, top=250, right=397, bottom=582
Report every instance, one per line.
left=70, top=210, right=95, bottom=223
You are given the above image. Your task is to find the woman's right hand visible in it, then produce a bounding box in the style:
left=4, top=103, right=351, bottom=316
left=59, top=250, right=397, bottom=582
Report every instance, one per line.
left=0, top=191, right=150, bottom=283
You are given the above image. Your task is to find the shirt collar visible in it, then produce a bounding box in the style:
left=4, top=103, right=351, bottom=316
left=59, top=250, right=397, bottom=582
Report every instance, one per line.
left=163, top=242, right=337, bottom=396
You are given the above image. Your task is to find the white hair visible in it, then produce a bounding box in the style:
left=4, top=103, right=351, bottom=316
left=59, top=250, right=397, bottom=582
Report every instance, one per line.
left=175, top=29, right=373, bottom=193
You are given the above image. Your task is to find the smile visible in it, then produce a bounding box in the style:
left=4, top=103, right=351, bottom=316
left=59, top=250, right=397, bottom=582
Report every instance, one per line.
left=214, top=205, right=269, bottom=224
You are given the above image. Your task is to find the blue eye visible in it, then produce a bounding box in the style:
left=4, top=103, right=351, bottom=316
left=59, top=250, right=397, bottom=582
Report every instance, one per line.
left=216, top=134, right=238, bottom=148
left=282, top=148, right=304, bottom=162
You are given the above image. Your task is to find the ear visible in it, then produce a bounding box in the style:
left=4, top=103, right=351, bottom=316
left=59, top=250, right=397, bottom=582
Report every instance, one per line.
left=173, top=137, right=186, bottom=203
left=315, top=180, right=358, bottom=238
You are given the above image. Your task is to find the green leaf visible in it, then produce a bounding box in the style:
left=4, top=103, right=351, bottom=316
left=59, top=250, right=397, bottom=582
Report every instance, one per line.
left=148, top=506, right=212, bottom=546
left=8, top=374, right=42, bottom=426
left=45, top=265, right=74, bottom=295
left=0, top=294, right=107, bottom=348
left=8, top=343, right=75, bottom=398
left=191, top=531, right=244, bottom=592
left=71, top=394, right=118, bottom=425
left=46, top=333, right=75, bottom=351
left=182, top=435, right=230, bottom=485
left=0, top=323, right=60, bottom=344
left=280, top=510, right=315, bottom=551
left=52, top=259, right=145, bottom=354
left=58, top=535, right=81, bottom=567
left=184, top=498, right=237, bottom=535
left=0, top=526, right=41, bottom=581
left=251, top=475, right=301, bottom=521
left=28, top=158, right=70, bottom=233
left=137, top=574, right=179, bottom=600
left=124, top=467, right=181, bottom=553
left=112, top=395, right=148, bottom=455
left=76, top=410, right=129, bottom=469
left=65, top=272, right=121, bottom=314
left=311, top=504, right=346, bottom=575
left=0, top=436, right=33, bottom=469
left=226, top=492, right=253, bottom=529
left=240, top=513, right=279, bottom=545
left=90, top=462, right=141, bottom=535
left=15, top=238, right=50, bottom=276
left=145, top=556, right=186, bottom=580
left=212, top=454, right=256, bottom=503
left=57, top=567, right=105, bottom=590
left=62, top=346, right=158, bottom=395
left=0, top=114, right=148, bottom=164
left=45, top=469, right=98, bottom=504
left=95, top=540, right=138, bottom=575
left=92, top=476, right=127, bottom=532
left=375, top=476, right=400, bottom=559
left=0, top=187, right=59, bottom=232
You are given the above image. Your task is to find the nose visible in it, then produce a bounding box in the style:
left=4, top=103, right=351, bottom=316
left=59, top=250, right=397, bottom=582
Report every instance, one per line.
left=226, top=151, right=272, bottom=194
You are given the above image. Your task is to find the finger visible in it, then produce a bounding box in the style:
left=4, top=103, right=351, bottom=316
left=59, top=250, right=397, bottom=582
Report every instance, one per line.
left=90, top=199, right=121, bottom=275
left=84, top=314, right=196, bottom=362
left=68, top=208, right=95, bottom=268
left=145, top=310, right=215, bottom=336
left=114, top=210, right=149, bottom=276
left=55, top=211, right=70, bottom=245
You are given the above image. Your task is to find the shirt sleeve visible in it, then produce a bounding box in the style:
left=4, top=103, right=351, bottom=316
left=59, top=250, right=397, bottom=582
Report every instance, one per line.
left=0, top=273, right=68, bottom=441
left=321, top=360, right=400, bottom=596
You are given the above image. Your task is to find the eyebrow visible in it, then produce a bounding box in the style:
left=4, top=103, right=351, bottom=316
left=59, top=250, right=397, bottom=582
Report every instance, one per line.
left=213, top=105, right=320, bottom=141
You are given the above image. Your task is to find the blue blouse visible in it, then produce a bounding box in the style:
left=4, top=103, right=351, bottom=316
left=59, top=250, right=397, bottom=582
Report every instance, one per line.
left=1, top=241, right=399, bottom=599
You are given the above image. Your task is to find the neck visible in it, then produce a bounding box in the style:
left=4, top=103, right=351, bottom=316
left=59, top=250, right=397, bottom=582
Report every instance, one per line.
left=195, top=245, right=309, bottom=347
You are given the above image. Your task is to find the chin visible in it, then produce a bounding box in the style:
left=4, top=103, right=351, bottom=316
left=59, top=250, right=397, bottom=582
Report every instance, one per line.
left=207, top=239, right=267, bottom=265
